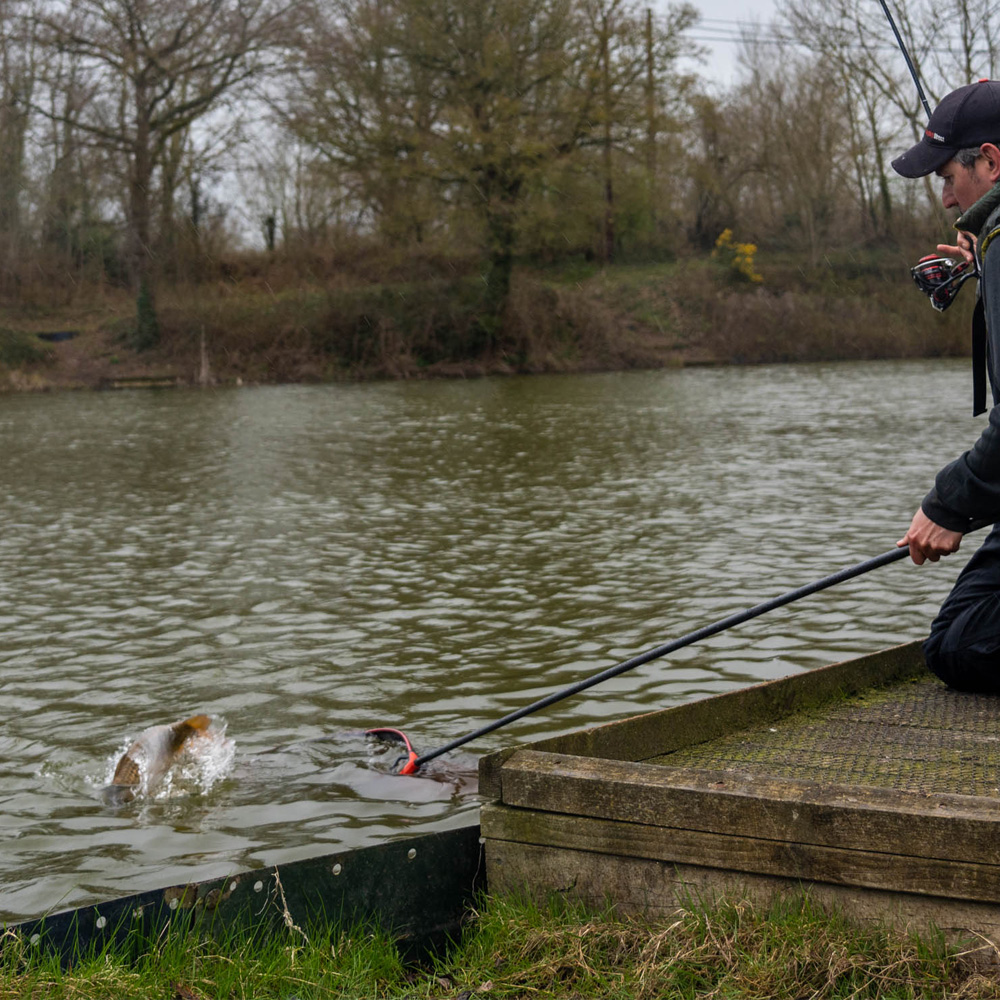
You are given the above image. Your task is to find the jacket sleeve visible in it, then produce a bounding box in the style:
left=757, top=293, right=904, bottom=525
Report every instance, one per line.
left=922, top=403, right=1000, bottom=529
left=922, top=237, right=1000, bottom=530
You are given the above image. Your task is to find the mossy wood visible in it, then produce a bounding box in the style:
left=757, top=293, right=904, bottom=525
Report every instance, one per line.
left=480, top=642, right=1000, bottom=936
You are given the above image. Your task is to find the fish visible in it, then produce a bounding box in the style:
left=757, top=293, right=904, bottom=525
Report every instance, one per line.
left=101, top=714, right=212, bottom=806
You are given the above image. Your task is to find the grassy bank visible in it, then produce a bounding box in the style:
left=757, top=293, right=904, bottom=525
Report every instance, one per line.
left=0, top=246, right=974, bottom=391
left=3, top=891, right=997, bottom=999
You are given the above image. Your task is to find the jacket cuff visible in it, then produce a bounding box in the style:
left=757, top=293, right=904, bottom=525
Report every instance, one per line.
left=921, top=490, right=973, bottom=532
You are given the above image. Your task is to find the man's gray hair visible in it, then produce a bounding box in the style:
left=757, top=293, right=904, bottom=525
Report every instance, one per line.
left=955, top=146, right=989, bottom=167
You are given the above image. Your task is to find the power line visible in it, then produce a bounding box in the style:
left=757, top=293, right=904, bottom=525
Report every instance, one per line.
left=685, top=35, right=794, bottom=46
left=699, top=16, right=781, bottom=27
left=690, top=13, right=999, bottom=54
left=683, top=19, right=951, bottom=56
left=684, top=15, right=805, bottom=47
left=688, top=29, right=791, bottom=41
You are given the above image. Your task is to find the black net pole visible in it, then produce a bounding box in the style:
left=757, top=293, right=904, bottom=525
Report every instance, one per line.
left=411, top=523, right=991, bottom=769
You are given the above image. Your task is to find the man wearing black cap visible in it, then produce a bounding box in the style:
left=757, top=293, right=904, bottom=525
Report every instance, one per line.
left=893, top=79, right=1000, bottom=692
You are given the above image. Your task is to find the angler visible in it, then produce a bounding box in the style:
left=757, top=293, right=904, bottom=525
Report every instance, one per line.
left=892, top=80, right=1000, bottom=693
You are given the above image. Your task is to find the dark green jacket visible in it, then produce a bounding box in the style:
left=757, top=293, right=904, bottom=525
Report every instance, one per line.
left=922, top=183, right=1000, bottom=530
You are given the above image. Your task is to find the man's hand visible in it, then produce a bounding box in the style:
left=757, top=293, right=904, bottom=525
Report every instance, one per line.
left=937, top=230, right=977, bottom=265
left=898, top=508, right=964, bottom=565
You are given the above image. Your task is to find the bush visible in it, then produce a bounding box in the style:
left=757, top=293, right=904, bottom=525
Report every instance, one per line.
left=313, top=278, right=496, bottom=368
left=674, top=251, right=970, bottom=364
left=0, top=328, right=51, bottom=366
left=712, top=229, right=764, bottom=285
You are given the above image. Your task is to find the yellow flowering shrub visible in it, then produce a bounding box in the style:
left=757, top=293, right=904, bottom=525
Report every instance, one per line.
left=712, top=228, right=763, bottom=284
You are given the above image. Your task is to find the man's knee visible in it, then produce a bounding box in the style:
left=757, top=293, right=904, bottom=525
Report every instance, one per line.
left=924, top=608, right=1000, bottom=693
left=922, top=527, right=1000, bottom=693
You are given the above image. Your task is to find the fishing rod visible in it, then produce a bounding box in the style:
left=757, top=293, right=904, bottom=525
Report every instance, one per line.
left=874, top=2, right=981, bottom=310
left=368, top=521, right=991, bottom=774
left=877, top=0, right=932, bottom=119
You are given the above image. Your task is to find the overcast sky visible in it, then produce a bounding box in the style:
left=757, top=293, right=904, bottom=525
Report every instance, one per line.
left=671, top=0, right=780, bottom=88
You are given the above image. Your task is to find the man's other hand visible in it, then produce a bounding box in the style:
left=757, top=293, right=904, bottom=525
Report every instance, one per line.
left=898, top=508, right=964, bottom=565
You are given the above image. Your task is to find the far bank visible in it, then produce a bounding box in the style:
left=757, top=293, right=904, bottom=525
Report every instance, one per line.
left=0, top=248, right=974, bottom=392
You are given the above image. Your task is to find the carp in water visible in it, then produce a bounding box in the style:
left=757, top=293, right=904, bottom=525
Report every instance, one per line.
left=101, top=714, right=213, bottom=806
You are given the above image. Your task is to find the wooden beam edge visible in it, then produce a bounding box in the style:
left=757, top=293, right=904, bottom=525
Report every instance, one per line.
left=481, top=803, right=1000, bottom=904
left=493, top=750, right=1000, bottom=865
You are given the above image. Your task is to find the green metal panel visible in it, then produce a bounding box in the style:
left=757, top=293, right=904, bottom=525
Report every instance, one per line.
left=4, top=824, right=484, bottom=965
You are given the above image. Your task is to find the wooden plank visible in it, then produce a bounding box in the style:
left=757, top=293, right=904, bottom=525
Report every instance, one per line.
left=485, top=840, right=1000, bottom=942
left=492, top=750, right=1000, bottom=865
left=482, top=803, right=1000, bottom=903
left=478, top=642, right=925, bottom=798
left=99, top=375, right=180, bottom=390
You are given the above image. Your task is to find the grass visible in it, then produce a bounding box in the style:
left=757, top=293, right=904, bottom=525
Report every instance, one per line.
left=3, top=891, right=999, bottom=999
left=1, top=916, right=410, bottom=999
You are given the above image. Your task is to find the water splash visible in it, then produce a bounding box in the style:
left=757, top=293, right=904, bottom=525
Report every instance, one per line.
left=100, top=717, right=235, bottom=803
left=159, top=718, right=236, bottom=799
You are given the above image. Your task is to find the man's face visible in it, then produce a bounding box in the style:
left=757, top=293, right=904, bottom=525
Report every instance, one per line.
left=937, top=152, right=996, bottom=212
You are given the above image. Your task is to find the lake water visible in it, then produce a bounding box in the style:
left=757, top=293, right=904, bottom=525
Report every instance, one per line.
left=0, top=360, right=988, bottom=921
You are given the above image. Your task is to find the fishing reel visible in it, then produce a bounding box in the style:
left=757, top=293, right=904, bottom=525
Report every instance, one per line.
left=911, top=254, right=978, bottom=312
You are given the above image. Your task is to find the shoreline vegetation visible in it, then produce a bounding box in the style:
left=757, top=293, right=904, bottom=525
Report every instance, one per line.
left=0, top=246, right=975, bottom=393
left=0, top=0, right=976, bottom=398
left=4, top=891, right=1000, bottom=999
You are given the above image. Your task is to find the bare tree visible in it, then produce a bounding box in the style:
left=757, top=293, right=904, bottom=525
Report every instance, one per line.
left=0, top=0, right=36, bottom=289
left=157, top=103, right=245, bottom=278
left=33, top=0, right=294, bottom=347
left=582, top=0, right=697, bottom=262
left=682, top=90, right=752, bottom=249
left=740, top=55, right=856, bottom=260
left=242, top=135, right=347, bottom=250
left=779, top=0, right=1000, bottom=222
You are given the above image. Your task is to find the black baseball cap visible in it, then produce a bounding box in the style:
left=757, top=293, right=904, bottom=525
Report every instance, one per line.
left=892, top=80, right=1000, bottom=177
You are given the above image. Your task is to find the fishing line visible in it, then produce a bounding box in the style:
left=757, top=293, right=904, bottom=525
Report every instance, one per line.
left=877, top=0, right=932, bottom=119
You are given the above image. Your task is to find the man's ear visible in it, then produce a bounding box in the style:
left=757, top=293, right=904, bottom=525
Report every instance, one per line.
left=982, top=142, right=1000, bottom=180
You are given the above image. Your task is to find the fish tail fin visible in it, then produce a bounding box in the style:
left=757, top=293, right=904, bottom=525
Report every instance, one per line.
left=111, top=753, right=141, bottom=786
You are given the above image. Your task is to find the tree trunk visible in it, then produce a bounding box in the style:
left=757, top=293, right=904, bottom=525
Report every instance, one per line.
left=128, top=98, right=159, bottom=350
left=480, top=169, right=521, bottom=350
left=644, top=7, right=656, bottom=235
left=601, top=12, right=614, bottom=264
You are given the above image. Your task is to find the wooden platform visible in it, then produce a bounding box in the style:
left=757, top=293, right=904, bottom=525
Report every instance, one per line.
left=479, top=642, right=1000, bottom=938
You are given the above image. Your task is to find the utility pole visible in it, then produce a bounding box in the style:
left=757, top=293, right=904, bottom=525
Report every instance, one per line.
left=645, top=7, right=657, bottom=234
